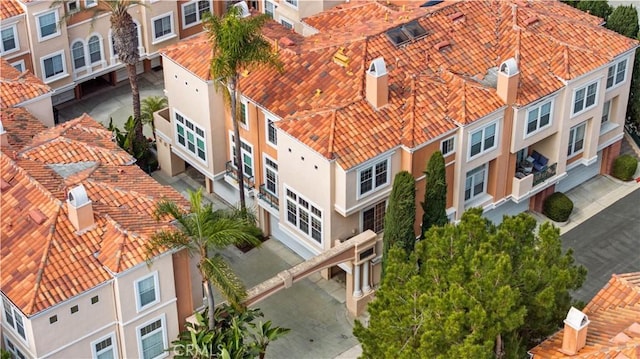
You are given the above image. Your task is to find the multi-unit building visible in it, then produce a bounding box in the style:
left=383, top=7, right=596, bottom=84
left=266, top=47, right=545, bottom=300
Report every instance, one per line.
left=0, top=58, right=201, bottom=358
left=154, top=0, right=638, bottom=289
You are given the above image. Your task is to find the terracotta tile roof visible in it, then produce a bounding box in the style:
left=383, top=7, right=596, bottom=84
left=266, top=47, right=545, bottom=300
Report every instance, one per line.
left=0, top=59, right=50, bottom=108
left=0, top=110, right=187, bottom=316
left=529, top=273, right=640, bottom=358
left=0, top=0, right=24, bottom=20
left=162, top=0, right=638, bottom=169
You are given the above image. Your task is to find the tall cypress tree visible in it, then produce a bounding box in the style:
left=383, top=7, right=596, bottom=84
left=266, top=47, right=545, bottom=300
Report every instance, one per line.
left=381, top=171, right=416, bottom=277
left=421, top=151, right=448, bottom=237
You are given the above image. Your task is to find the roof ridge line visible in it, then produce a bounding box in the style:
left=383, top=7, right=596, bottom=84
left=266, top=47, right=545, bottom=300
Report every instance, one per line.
left=28, top=205, right=62, bottom=315
left=6, top=154, right=63, bottom=207
left=327, top=110, right=337, bottom=157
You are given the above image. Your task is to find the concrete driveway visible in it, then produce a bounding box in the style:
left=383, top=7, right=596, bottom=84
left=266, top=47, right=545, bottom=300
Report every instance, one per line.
left=562, top=187, right=640, bottom=303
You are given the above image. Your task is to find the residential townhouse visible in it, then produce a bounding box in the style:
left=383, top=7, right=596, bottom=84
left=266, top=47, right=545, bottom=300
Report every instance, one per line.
left=0, top=65, right=201, bottom=358
left=0, top=60, right=54, bottom=126
left=529, top=272, right=640, bottom=358
left=154, top=0, right=638, bottom=291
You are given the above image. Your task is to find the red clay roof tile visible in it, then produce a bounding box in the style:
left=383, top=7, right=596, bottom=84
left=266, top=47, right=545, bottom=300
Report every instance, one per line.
left=0, top=59, right=50, bottom=108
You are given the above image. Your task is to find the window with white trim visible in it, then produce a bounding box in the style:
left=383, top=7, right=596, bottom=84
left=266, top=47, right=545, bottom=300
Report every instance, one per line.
left=2, top=299, right=26, bottom=341
left=41, top=51, right=67, bottom=82
left=263, top=156, right=278, bottom=196
left=526, top=100, right=552, bottom=135
left=88, top=35, right=102, bottom=64
left=358, top=158, right=389, bottom=196
left=441, top=137, right=455, bottom=155
left=266, top=116, right=277, bottom=145
left=152, top=13, right=174, bottom=43
left=230, top=134, right=253, bottom=178
left=134, top=272, right=160, bottom=312
left=606, top=59, right=627, bottom=89
left=285, top=0, right=298, bottom=7
left=280, top=18, right=293, bottom=30
left=601, top=100, right=611, bottom=124
left=468, top=122, right=497, bottom=158
left=175, top=111, right=207, bottom=162
left=572, top=82, right=598, bottom=115
left=3, top=336, right=25, bottom=359
left=239, top=99, right=248, bottom=128
left=362, top=200, right=385, bottom=233
left=264, top=0, right=275, bottom=18
left=92, top=333, right=116, bottom=359
left=10, top=60, right=25, bottom=72
left=67, top=0, right=80, bottom=13
left=85, top=0, right=98, bottom=8
left=464, top=164, right=487, bottom=202
left=182, top=1, right=210, bottom=28
left=37, top=10, right=60, bottom=41
left=137, top=317, right=167, bottom=359
left=1, top=25, right=18, bottom=54
left=286, top=187, right=322, bottom=243
left=72, top=41, right=86, bottom=70
left=567, top=122, right=586, bottom=157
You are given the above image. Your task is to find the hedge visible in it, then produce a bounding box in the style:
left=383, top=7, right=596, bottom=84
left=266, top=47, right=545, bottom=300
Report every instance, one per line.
left=543, top=192, right=573, bottom=223
left=612, top=154, right=638, bottom=181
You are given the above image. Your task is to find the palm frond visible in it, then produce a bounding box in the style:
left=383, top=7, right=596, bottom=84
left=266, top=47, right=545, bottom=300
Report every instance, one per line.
left=145, top=229, right=194, bottom=263
left=201, top=254, right=247, bottom=306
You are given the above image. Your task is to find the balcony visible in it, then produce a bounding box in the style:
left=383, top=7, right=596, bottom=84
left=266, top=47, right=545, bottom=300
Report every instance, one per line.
left=153, top=107, right=172, bottom=138
left=224, top=160, right=255, bottom=190
left=257, top=184, right=279, bottom=210
left=512, top=162, right=558, bottom=202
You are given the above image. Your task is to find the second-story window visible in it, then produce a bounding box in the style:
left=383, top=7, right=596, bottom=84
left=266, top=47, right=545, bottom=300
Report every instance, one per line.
left=469, top=122, right=497, bottom=158
left=264, top=156, right=278, bottom=195
left=266, top=117, right=277, bottom=145
left=601, top=100, right=611, bottom=124
left=2, top=298, right=26, bottom=341
left=358, top=158, right=389, bottom=196
left=230, top=134, right=253, bottom=178
left=362, top=201, right=386, bottom=233
left=606, top=58, right=627, bottom=89
left=526, top=100, right=552, bottom=136
left=182, top=1, right=210, bottom=28
left=152, top=13, right=174, bottom=43
left=567, top=122, right=586, bottom=158
left=135, top=272, right=160, bottom=312
left=37, top=10, right=60, bottom=41
left=441, top=137, right=455, bottom=156
left=175, top=111, right=206, bottom=162
left=286, top=187, right=322, bottom=244
left=1, top=25, right=18, bottom=54
left=573, top=82, right=598, bottom=115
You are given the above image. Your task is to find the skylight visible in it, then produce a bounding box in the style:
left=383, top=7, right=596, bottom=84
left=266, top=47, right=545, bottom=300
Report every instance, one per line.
left=386, top=28, right=410, bottom=47
left=385, top=21, right=428, bottom=47
left=421, top=0, right=444, bottom=7
left=402, top=21, right=427, bottom=39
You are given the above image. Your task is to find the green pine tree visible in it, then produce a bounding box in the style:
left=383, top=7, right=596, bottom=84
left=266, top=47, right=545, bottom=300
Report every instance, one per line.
left=420, top=151, right=448, bottom=237
left=355, top=209, right=586, bottom=358
left=576, top=0, right=612, bottom=19
left=381, top=171, right=415, bottom=277
left=606, top=5, right=639, bottom=39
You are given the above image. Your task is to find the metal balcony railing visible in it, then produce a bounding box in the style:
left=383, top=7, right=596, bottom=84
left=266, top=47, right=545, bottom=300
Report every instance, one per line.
left=533, top=163, right=557, bottom=186
left=225, top=161, right=255, bottom=190
left=257, top=184, right=279, bottom=209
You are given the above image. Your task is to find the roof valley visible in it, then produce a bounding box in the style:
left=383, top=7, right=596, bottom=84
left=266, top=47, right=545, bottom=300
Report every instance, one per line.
left=28, top=206, right=61, bottom=315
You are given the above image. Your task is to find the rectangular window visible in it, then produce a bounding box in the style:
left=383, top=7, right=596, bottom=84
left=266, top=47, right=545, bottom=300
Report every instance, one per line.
left=4, top=337, right=25, bottom=359
left=135, top=272, right=160, bottom=312
left=88, top=36, right=102, bottom=63
left=11, top=60, right=25, bottom=72
left=70, top=305, right=79, bottom=314
left=573, top=82, right=598, bottom=115
left=464, top=165, right=486, bottom=202
left=240, top=100, right=248, bottom=127
left=601, top=100, right=611, bottom=124
left=264, top=156, right=278, bottom=195
left=92, top=334, right=116, bottom=359
left=362, top=201, right=385, bottom=233
left=280, top=18, right=293, bottom=30
left=182, top=1, right=210, bottom=27
left=441, top=137, right=455, bottom=155
left=72, top=42, right=85, bottom=70
left=37, top=11, right=59, bottom=40
left=469, top=122, right=497, bottom=158
left=567, top=123, right=586, bottom=157
left=49, top=315, right=57, bottom=324
left=85, top=0, right=98, bottom=8
left=67, top=0, right=80, bottom=12
left=1, top=26, right=18, bottom=54
left=2, top=299, right=26, bottom=341
left=266, top=117, right=277, bottom=145
left=152, top=13, right=174, bottom=42
left=230, top=134, right=253, bottom=177
left=41, top=51, right=66, bottom=81
left=358, top=158, right=389, bottom=196
left=526, top=100, right=552, bottom=135
left=285, top=0, right=298, bottom=7
left=138, top=318, right=167, bottom=359
left=286, top=187, right=322, bottom=244
left=607, top=59, right=628, bottom=89
left=265, top=0, right=274, bottom=18
left=91, top=295, right=99, bottom=304
left=175, top=111, right=207, bottom=162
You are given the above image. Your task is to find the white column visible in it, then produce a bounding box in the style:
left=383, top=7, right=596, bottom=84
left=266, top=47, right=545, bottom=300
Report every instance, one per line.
left=362, top=261, right=371, bottom=293
left=353, top=263, right=362, bottom=297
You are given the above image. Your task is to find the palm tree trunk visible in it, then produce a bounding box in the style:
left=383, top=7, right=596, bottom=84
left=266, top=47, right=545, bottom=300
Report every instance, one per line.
left=230, top=78, right=247, bottom=213
left=204, top=279, right=216, bottom=330
left=127, top=63, right=143, bottom=144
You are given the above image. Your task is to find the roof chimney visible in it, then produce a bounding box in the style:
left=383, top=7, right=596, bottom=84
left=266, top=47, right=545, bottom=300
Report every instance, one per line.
left=67, top=184, right=94, bottom=232
left=0, top=120, right=8, bottom=147
left=366, top=57, right=388, bottom=109
left=496, top=57, right=519, bottom=105
left=560, top=307, right=590, bottom=355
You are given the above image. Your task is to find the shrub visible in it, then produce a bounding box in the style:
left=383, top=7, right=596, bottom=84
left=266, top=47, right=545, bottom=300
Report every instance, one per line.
left=543, top=192, right=573, bottom=222
left=612, top=154, right=638, bottom=181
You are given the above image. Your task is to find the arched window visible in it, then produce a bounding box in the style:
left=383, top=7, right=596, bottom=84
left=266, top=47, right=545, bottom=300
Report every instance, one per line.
left=88, top=35, right=101, bottom=64
left=71, top=41, right=85, bottom=70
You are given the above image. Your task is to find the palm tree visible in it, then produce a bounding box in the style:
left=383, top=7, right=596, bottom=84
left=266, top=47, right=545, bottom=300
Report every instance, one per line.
left=141, top=95, right=168, bottom=143
left=56, top=0, right=144, bottom=152
left=146, top=189, right=262, bottom=329
left=204, top=7, right=282, bottom=214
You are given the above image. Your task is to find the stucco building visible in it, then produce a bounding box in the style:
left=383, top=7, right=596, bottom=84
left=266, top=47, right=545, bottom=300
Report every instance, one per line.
left=154, top=0, right=638, bottom=292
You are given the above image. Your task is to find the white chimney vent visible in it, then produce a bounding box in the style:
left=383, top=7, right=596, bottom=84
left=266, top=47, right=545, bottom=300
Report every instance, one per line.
left=499, top=58, right=519, bottom=76
left=366, top=57, right=389, bottom=109
left=561, top=307, right=590, bottom=355
left=564, top=307, right=589, bottom=329
left=496, top=57, right=520, bottom=104
left=368, top=58, right=387, bottom=77
left=68, top=184, right=90, bottom=207
left=67, top=184, right=94, bottom=232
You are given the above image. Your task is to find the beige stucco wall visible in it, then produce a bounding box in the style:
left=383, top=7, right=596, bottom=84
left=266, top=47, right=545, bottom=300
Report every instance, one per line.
left=275, top=0, right=346, bottom=33
left=20, top=96, right=54, bottom=127
left=1, top=13, right=30, bottom=66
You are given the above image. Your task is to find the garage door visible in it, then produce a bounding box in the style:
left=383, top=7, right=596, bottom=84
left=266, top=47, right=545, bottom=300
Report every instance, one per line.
left=556, top=154, right=602, bottom=193
left=269, top=214, right=315, bottom=260
left=483, top=198, right=530, bottom=225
